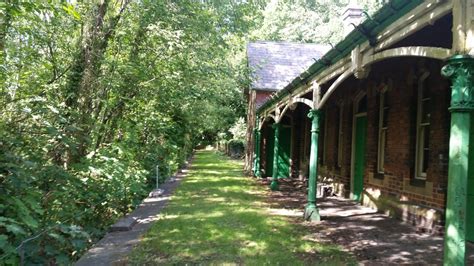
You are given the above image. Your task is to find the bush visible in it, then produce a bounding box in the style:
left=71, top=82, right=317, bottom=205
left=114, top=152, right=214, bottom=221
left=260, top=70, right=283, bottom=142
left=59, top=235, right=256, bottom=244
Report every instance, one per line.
left=228, top=117, right=247, bottom=140
left=226, top=139, right=245, bottom=158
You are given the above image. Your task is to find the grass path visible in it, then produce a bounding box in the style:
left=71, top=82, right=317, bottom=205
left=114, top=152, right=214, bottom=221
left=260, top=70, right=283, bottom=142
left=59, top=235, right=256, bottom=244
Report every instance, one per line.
left=129, top=151, right=355, bottom=265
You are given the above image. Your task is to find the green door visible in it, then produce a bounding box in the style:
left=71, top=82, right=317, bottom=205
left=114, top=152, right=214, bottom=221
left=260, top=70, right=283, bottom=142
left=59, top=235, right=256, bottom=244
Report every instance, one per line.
left=353, top=115, right=367, bottom=201
left=468, top=178, right=474, bottom=242
left=277, top=126, right=291, bottom=178
left=467, top=125, right=474, bottom=242
left=265, top=129, right=274, bottom=177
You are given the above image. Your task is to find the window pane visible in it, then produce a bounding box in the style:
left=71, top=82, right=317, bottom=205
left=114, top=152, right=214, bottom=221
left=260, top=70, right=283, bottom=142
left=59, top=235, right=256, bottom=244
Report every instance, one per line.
left=383, top=107, right=389, bottom=128
left=422, top=148, right=429, bottom=173
left=378, top=129, right=386, bottom=172
left=422, top=81, right=430, bottom=98
left=383, top=132, right=388, bottom=168
left=422, top=99, right=431, bottom=124
left=384, top=92, right=389, bottom=108
left=358, top=95, right=367, bottom=113
left=335, top=110, right=340, bottom=166
left=422, top=125, right=430, bottom=174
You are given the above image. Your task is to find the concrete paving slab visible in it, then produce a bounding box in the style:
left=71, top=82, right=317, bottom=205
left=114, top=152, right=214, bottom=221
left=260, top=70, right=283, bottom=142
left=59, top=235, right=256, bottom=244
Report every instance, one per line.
left=109, top=217, right=137, bottom=232
left=75, top=159, right=193, bottom=266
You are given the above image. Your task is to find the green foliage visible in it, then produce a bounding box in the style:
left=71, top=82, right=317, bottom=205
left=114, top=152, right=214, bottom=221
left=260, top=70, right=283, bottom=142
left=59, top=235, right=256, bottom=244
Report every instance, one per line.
left=226, top=139, right=246, bottom=158
left=228, top=117, right=247, bottom=141
left=251, top=0, right=386, bottom=44
left=1, top=0, right=390, bottom=263
left=1, top=0, right=251, bottom=263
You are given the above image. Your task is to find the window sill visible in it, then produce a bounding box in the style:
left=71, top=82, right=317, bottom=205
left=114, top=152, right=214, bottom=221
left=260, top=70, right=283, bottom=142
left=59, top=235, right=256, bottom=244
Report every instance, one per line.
left=410, top=178, right=426, bottom=187
left=368, top=172, right=389, bottom=187
left=374, top=172, right=385, bottom=180
left=403, top=178, right=433, bottom=197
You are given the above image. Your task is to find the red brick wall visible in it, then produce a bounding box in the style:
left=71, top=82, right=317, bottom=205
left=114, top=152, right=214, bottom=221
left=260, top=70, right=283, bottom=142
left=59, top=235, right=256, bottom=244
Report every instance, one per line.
left=247, top=89, right=276, bottom=175
left=256, top=90, right=275, bottom=108
left=319, top=58, right=450, bottom=233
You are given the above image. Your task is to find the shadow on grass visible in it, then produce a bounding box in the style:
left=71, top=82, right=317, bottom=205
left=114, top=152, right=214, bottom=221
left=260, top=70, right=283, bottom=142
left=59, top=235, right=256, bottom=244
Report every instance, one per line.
left=129, top=151, right=355, bottom=265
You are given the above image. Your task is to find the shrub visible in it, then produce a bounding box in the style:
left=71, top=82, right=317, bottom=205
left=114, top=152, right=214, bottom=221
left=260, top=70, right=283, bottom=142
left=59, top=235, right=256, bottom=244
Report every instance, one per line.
left=226, top=139, right=245, bottom=158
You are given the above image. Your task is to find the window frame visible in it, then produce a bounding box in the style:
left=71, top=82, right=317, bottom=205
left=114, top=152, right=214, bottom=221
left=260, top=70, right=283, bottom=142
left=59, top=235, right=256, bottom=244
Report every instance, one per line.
left=337, top=103, right=344, bottom=167
left=322, top=107, right=329, bottom=165
left=377, top=87, right=389, bottom=174
left=303, top=117, right=310, bottom=158
left=414, top=71, right=431, bottom=180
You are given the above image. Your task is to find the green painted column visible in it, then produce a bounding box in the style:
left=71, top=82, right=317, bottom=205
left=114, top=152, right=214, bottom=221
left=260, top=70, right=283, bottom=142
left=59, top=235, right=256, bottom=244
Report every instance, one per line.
left=270, top=123, right=280, bottom=191
left=252, top=127, right=257, bottom=175
left=441, top=55, right=474, bottom=265
left=253, top=119, right=262, bottom=177
left=304, top=109, right=321, bottom=222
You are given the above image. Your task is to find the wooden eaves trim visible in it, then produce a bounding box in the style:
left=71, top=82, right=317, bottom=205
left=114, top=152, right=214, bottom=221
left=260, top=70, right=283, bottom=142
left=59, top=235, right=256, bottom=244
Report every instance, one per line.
left=258, top=0, right=453, bottom=119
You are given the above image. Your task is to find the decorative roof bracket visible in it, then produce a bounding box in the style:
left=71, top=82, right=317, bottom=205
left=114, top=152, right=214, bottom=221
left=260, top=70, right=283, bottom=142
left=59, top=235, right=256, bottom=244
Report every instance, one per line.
left=352, top=45, right=371, bottom=79
left=351, top=23, right=377, bottom=47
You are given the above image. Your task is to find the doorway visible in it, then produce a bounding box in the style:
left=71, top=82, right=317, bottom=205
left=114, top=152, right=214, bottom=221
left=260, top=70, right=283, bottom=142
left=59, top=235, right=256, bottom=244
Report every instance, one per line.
left=351, top=93, right=368, bottom=201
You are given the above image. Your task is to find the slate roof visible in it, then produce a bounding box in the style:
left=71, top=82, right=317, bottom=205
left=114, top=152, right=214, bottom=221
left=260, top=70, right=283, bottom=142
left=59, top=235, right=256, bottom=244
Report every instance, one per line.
left=247, top=41, right=330, bottom=91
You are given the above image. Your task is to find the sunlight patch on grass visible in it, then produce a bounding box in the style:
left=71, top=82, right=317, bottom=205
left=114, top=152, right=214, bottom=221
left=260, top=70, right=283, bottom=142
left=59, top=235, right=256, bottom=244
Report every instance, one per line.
left=129, top=151, right=356, bottom=265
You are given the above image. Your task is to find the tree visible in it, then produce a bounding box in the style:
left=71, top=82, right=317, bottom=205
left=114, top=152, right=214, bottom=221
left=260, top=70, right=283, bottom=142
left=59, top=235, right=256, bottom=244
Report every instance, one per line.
left=0, top=0, right=252, bottom=263
left=251, top=0, right=385, bottom=44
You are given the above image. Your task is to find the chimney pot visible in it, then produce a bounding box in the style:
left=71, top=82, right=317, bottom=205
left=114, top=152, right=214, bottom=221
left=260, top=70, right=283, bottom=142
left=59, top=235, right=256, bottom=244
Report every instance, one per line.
left=342, top=0, right=364, bottom=36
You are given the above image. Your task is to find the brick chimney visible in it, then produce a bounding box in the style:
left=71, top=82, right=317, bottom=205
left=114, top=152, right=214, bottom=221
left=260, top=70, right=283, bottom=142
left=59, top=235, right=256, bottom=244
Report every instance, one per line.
left=342, top=0, right=364, bottom=36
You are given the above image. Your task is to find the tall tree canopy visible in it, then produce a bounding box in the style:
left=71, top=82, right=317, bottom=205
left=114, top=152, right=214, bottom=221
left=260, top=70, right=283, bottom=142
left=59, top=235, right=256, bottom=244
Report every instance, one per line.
left=252, top=0, right=385, bottom=44
left=1, top=0, right=252, bottom=263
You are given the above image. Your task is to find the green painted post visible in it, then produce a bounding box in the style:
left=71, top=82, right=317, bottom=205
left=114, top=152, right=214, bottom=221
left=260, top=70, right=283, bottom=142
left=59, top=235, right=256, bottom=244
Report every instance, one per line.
left=304, top=109, right=321, bottom=222
left=255, top=128, right=262, bottom=178
left=252, top=127, right=257, bottom=174
left=442, top=55, right=474, bottom=265
left=253, top=118, right=262, bottom=177
left=270, top=123, right=280, bottom=191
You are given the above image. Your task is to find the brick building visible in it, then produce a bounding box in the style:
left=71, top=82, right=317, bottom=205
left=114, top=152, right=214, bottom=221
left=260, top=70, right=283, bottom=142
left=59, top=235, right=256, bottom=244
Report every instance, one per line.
left=244, top=42, right=329, bottom=173
left=251, top=0, right=474, bottom=264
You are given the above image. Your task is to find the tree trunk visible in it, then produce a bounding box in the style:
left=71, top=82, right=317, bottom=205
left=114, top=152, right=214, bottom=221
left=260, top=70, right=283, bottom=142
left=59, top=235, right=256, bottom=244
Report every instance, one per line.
left=244, top=90, right=256, bottom=174
left=63, top=0, right=130, bottom=165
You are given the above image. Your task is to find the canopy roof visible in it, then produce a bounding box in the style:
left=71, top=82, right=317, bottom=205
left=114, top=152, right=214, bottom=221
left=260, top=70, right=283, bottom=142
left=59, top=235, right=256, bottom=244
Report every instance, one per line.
left=257, top=0, right=425, bottom=114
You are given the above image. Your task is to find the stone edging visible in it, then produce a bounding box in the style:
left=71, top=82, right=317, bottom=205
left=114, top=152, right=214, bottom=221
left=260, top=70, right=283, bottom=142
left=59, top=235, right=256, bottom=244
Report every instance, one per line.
left=75, top=154, right=194, bottom=265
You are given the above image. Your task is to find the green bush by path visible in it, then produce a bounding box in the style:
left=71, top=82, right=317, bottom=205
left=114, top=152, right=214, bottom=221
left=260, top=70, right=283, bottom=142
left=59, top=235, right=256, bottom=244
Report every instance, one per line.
left=129, top=151, right=356, bottom=265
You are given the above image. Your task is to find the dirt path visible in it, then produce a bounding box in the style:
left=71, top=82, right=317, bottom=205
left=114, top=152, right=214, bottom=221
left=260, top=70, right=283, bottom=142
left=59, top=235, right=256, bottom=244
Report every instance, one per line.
left=260, top=178, right=474, bottom=265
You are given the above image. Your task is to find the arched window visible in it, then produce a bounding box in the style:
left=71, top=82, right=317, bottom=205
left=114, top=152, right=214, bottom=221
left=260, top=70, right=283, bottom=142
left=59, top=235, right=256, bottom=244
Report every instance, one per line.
left=357, top=94, right=367, bottom=114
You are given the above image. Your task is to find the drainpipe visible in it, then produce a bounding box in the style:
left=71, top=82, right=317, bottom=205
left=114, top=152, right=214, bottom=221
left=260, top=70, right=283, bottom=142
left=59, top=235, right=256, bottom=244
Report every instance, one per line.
left=270, top=123, right=281, bottom=191
left=441, top=55, right=474, bottom=265
left=304, top=109, right=321, bottom=222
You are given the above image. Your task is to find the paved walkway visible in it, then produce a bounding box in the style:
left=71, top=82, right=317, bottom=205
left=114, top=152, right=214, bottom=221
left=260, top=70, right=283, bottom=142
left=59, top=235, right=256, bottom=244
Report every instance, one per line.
left=265, top=179, right=474, bottom=265
left=75, top=160, right=192, bottom=265
left=76, top=153, right=474, bottom=265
